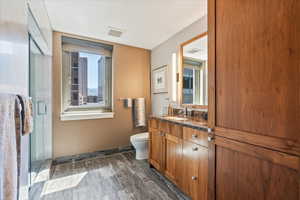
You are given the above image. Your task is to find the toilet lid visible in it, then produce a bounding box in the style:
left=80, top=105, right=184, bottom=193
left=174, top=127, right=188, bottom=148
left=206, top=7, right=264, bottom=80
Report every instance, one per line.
left=131, top=132, right=149, bottom=141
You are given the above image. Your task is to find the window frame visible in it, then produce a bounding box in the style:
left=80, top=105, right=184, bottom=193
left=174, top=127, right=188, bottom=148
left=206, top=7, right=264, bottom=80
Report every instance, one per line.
left=179, top=32, right=208, bottom=109
left=60, top=35, right=114, bottom=121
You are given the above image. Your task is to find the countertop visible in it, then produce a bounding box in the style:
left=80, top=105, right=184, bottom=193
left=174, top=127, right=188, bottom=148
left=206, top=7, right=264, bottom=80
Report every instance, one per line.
left=149, top=115, right=209, bottom=132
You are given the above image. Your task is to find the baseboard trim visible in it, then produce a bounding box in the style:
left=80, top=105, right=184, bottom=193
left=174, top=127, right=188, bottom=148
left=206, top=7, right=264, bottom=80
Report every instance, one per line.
left=53, top=145, right=134, bottom=165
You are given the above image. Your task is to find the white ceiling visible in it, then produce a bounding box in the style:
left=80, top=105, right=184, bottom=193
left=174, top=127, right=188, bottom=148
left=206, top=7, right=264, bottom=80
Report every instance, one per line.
left=183, top=35, right=207, bottom=60
left=45, top=0, right=207, bottom=49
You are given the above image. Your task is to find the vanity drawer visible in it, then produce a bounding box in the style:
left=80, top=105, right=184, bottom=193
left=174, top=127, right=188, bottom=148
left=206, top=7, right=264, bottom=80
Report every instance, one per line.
left=159, top=121, right=170, bottom=133
left=169, top=123, right=183, bottom=138
left=183, top=127, right=208, bottom=147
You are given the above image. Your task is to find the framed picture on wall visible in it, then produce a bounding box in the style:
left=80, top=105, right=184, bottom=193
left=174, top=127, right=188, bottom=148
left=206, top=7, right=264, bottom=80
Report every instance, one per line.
left=152, top=65, right=168, bottom=94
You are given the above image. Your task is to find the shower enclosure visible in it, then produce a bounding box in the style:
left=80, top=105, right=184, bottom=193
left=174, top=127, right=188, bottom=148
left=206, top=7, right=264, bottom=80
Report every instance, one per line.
left=28, top=8, right=52, bottom=187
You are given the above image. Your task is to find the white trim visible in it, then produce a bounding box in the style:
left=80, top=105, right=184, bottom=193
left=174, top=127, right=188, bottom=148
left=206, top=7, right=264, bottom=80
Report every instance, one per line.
left=60, top=35, right=115, bottom=117
left=27, top=6, right=50, bottom=55
left=62, top=44, right=112, bottom=57
left=111, top=47, right=115, bottom=112
left=172, top=53, right=177, bottom=102
left=60, top=112, right=114, bottom=121
left=192, top=68, right=196, bottom=104
left=67, top=103, right=106, bottom=109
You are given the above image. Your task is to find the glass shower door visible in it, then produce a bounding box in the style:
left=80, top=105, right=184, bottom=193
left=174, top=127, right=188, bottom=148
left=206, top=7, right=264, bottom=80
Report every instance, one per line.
left=29, top=37, right=50, bottom=186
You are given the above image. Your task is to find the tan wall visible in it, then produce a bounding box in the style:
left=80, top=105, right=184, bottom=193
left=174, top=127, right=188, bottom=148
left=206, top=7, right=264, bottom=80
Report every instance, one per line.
left=52, top=32, right=151, bottom=158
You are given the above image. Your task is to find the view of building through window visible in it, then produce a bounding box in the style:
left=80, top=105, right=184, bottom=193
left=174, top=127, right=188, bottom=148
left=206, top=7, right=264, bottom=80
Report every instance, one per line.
left=183, top=68, right=194, bottom=104
left=62, top=37, right=113, bottom=112
left=69, top=52, right=106, bottom=106
left=182, top=60, right=207, bottom=105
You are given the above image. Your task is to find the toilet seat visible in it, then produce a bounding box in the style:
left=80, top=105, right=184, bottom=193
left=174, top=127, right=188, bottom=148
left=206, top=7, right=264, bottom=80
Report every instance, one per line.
left=130, top=132, right=149, bottom=142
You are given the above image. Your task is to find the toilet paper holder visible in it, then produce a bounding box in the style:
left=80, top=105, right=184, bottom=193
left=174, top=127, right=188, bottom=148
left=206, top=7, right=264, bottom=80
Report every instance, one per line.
left=118, top=98, right=132, bottom=108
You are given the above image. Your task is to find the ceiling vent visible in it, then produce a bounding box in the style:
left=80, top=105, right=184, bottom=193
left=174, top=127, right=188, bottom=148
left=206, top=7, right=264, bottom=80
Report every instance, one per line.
left=187, top=48, right=202, bottom=54
left=108, top=26, right=123, bottom=38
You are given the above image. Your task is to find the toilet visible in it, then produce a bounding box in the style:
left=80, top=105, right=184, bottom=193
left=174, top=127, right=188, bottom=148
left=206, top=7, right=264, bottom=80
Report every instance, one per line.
left=130, top=132, right=149, bottom=160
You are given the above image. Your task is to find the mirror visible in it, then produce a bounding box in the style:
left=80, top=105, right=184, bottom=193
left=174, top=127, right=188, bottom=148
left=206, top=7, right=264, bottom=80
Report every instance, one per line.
left=180, top=33, right=208, bottom=108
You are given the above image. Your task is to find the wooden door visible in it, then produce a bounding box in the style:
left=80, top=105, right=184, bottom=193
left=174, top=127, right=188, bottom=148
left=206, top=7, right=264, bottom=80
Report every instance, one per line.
left=165, top=134, right=182, bottom=186
left=212, top=136, right=299, bottom=200
left=149, top=129, right=164, bottom=171
left=208, top=0, right=300, bottom=154
left=182, top=141, right=208, bottom=200
left=208, top=0, right=300, bottom=199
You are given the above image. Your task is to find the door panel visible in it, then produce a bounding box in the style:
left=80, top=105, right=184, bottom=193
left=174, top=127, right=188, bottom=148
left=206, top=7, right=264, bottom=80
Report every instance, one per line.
left=159, top=121, right=170, bottom=133
left=29, top=37, right=52, bottom=185
left=149, top=119, right=158, bottom=129
left=165, top=134, right=182, bottom=185
left=213, top=0, right=300, bottom=153
left=169, top=124, right=183, bottom=138
left=149, top=130, right=164, bottom=171
left=208, top=0, right=300, bottom=199
left=214, top=136, right=299, bottom=200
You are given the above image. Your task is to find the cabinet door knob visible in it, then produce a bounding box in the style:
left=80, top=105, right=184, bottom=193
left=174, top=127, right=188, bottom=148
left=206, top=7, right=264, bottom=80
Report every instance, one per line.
left=192, top=134, right=198, bottom=138
left=192, top=147, right=198, bottom=151
left=208, top=135, right=214, bottom=142
left=192, top=176, right=197, bottom=180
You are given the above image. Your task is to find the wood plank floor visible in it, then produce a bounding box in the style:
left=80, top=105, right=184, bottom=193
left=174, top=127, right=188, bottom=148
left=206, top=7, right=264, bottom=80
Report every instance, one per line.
left=30, top=151, right=190, bottom=200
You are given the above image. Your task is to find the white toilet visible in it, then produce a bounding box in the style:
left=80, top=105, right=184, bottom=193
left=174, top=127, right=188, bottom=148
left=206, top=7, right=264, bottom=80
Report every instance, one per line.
left=130, top=132, right=149, bottom=160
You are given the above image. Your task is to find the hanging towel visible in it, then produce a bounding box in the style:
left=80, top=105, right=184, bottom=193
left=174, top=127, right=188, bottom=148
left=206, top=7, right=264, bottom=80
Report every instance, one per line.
left=0, top=94, right=22, bottom=200
left=15, top=96, right=23, bottom=200
left=133, top=98, right=146, bottom=127
left=17, top=96, right=33, bottom=135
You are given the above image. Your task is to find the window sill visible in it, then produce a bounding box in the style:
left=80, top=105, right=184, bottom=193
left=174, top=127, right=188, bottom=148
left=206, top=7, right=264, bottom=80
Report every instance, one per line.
left=60, top=112, right=114, bottom=121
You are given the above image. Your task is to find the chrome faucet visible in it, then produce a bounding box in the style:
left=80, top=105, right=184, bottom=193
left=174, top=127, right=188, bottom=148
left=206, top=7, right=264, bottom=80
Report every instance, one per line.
left=185, top=107, right=188, bottom=115
left=176, top=108, right=186, bottom=116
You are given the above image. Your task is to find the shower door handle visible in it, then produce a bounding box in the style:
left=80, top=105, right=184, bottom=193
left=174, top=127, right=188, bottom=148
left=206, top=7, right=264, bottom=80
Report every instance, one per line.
left=37, top=101, right=47, bottom=115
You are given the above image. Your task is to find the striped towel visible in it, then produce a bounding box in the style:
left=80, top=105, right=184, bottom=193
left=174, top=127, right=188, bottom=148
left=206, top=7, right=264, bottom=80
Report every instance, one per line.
left=0, top=94, right=22, bottom=200
left=17, top=95, right=33, bottom=135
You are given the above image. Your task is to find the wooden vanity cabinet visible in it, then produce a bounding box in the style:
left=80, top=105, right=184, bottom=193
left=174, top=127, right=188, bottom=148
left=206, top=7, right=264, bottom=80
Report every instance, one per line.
left=149, top=119, right=208, bottom=200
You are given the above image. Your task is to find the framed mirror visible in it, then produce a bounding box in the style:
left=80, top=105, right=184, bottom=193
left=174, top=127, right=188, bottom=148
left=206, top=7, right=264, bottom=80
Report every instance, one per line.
left=179, top=32, right=208, bottom=108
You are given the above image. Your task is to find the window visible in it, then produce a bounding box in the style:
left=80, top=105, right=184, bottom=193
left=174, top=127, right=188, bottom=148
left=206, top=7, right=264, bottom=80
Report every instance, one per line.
left=61, top=36, right=113, bottom=120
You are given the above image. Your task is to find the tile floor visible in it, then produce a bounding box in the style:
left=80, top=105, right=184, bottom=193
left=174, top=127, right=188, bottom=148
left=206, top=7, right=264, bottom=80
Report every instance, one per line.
left=29, top=151, right=190, bottom=200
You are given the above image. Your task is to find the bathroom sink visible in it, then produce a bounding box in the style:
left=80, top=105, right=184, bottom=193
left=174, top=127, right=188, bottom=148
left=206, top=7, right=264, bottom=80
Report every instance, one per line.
left=163, top=116, right=188, bottom=121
